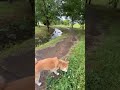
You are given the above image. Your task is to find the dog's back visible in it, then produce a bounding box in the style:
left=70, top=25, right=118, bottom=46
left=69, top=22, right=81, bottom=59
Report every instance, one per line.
left=35, top=57, right=59, bottom=72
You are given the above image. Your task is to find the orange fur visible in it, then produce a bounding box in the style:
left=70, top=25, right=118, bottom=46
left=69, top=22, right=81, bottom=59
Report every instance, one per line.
left=35, top=57, right=69, bottom=86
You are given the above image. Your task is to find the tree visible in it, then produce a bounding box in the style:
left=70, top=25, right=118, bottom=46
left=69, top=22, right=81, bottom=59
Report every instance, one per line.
left=62, top=0, right=85, bottom=28
left=108, top=0, right=119, bottom=8
left=29, top=0, right=34, bottom=12
left=86, top=0, right=92, bottom=5
left=62, top=20, right=70, bottom=25
left=76, top=14, right=85, bottom=25
left=35, top=0, right=59, bottom=32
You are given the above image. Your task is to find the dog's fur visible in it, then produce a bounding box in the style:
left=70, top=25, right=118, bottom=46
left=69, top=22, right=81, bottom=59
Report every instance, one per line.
left=35, top=57, right=69, bottom=86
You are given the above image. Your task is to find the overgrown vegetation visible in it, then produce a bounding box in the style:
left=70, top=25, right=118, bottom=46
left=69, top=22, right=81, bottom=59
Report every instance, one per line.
left=35, top=26, right=51, bottom=45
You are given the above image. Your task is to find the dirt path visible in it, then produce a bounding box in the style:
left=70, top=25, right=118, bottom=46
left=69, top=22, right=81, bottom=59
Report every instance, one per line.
left=35, top=31, right=77, bottom=90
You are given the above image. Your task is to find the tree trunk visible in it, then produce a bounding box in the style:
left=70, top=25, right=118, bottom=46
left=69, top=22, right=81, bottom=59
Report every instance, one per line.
left=46, top=25, right=49, bottom=32
left=89, top=0, right=91, bottom=5
left=71, top=22, right=73, bottom=29
left=71, top=16, right=74, bottom=29
left=42, top=0, right=50, bottom=32
left=29, top=0, right=34, bottom=11
left=46, top=19, right=50, bottom=32
left=109, top=0, right=119, bottom=8
left=114, top=2, right=117, bottom=8
left=8, top=0, right=13, bottom=3
left=113, top=0, right=119, bottom=8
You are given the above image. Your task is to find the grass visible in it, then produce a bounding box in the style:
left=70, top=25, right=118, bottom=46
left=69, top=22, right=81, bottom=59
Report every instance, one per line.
left=46, top=30, right=85, bottom=90
left=52, top=25, right=70, bottom=28
left=35, top=26, right=50, bottom=39
left=52, top=23, right=84, bottom=29
left=86, top=20, right=120, bottom=89
left=0, top=38, right=34, bottom=60
left=73, top=23, right=80, bottom=28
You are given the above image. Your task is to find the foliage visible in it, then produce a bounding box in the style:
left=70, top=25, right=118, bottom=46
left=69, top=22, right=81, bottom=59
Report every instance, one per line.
left=61, top=0, right=85, bottom=27
left=35, top=0, right=85, bottom=29
left=35, top=0, right=60, bottom=31
left=62, top=20, right=70, bottom=25
left=108, top=0, right=119, bottom=8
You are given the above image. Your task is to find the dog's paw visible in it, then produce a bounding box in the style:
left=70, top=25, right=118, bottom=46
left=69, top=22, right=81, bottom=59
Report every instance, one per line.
left=37, top=82, right=42, bottom=86
left=56, top=73, right=59, bottom=75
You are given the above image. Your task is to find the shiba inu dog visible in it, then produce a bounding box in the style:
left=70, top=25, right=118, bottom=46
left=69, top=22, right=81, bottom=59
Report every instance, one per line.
left=35, top=57, right=69, bottom=86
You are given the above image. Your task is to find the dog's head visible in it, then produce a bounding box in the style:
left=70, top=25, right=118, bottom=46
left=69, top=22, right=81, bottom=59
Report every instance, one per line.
left=59, top=59, right=69, bottom=72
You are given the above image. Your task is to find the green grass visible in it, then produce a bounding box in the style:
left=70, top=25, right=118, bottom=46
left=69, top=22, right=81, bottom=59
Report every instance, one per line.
left=47, top=32, right=85, bottom=90
left=0, top=38, right=34, bottom=60
left=52, top=25, right=70, bottom=28
left=52, top=23, right=84, bottom=29
left=35, top=26, right=50, bottom=39
left=86, top=21, right=120, bottom=89
left=73, top=23, right=80, bottom=28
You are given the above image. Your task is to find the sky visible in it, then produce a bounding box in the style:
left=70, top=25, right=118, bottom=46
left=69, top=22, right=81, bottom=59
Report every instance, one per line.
left=58, top=16, right=71, bottom=21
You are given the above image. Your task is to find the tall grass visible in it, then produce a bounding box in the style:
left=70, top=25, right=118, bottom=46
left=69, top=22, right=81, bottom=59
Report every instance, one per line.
left=35, top=26, right=50, bottom=39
